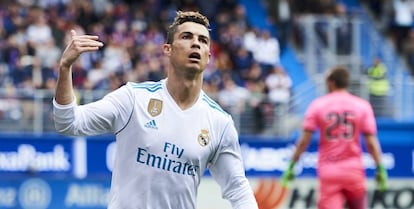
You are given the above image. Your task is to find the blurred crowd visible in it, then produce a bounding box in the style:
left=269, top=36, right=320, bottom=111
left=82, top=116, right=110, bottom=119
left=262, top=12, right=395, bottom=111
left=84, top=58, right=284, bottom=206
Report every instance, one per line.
left=1, top=0, right=408, bottom=133
left=0, top=0, right=296, bottom=134
left=362, top=0, right=414, bottom=75
left=268, top=0, right=414, bottom=75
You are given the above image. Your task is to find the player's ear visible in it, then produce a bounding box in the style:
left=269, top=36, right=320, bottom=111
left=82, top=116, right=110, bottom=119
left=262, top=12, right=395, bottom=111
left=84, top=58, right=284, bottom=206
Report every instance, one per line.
left=163, top=44, right=171, bottom=56
left=327, top=79, right=334, bottom=92
left=207, top=52, right=211, bottom=64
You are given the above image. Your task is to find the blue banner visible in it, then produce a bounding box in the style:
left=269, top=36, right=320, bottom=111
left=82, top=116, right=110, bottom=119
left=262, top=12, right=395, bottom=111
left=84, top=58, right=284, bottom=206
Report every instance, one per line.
left=0, top=177, right=110, bottom=209
left=86, top=137, right=114, bottom=176
left=239, top=140, right=412, bottom=177
left=0, top=134, right=413, bottom=178
left=0, top=135, right=74, bottom=177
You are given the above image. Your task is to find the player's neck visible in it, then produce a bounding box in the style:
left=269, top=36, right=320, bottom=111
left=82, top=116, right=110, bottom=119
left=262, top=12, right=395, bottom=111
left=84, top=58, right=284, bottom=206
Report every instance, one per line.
left=331, top=88, right=348, bottom=93
left=166, top=77, right=202, bottom=110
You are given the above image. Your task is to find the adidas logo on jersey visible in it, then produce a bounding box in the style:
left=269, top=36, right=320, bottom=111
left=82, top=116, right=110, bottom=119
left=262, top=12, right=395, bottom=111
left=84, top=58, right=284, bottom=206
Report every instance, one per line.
left=144, top=120, right=158, bottom=129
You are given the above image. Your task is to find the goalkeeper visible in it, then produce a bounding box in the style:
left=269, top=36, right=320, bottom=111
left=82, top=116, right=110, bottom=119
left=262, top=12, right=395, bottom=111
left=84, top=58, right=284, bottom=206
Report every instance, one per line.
left=281, top=67, right=388, bottom=209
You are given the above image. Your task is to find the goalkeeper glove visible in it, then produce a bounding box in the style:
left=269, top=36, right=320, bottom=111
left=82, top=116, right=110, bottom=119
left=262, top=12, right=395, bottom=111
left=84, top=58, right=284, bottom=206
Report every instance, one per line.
left=281, top=161, right=295, bottom=187
left=375, top=163, right=388, bottom=192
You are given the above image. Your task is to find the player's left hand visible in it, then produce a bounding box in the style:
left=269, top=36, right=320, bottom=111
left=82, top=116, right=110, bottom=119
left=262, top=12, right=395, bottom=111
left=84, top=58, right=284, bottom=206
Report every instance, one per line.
left=60, top=30, right=104, bottom=68
left=375, top=164, right=388, bottom=192
left=281, top=161, right=295, bottom=187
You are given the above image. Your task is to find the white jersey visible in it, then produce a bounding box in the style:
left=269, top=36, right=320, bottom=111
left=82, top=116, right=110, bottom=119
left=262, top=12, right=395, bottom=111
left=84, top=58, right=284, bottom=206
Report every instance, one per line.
left=53, top=79, right=258, bottom=209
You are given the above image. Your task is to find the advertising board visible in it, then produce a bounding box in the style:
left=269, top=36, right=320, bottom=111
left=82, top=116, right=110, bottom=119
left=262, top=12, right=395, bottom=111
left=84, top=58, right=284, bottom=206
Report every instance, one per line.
left=0, top=134, right=413, bottom=208
left=1, top=177, right=413, bottom=209
left=197, top=178, right=414, bottom=209
left=0, top=135, right=413, bottom=177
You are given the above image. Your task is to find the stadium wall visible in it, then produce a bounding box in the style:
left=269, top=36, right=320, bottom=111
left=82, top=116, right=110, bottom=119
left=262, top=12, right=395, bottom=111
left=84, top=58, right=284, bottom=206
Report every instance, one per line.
left=0, top=124, right=413, bottom=209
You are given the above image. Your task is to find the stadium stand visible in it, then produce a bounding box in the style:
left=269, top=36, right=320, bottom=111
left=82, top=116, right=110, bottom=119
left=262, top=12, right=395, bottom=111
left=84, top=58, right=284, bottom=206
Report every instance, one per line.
left=0, top=0, right=413, bottom=135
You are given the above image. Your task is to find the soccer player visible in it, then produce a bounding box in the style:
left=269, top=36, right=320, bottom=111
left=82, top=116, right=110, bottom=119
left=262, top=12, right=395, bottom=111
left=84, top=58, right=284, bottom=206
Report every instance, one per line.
left=53, top=11, right=258, bottom=209
left=281, top=67, right=388, bottom=209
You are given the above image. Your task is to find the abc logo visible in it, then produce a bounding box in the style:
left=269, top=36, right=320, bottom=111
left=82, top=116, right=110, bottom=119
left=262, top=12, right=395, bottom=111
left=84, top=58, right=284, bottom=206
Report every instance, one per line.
left=254, top=179, right=288, bottom=209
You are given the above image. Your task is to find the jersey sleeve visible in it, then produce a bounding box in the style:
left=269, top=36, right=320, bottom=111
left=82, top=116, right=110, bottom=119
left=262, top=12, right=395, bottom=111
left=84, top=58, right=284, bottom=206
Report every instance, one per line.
left=360, top=102, right=377, bottom=135
left=208, top=120, right=258, bottom=209
left=53, top=85, right=134, bottom=136
left=302, top=101, right=318, bottom=132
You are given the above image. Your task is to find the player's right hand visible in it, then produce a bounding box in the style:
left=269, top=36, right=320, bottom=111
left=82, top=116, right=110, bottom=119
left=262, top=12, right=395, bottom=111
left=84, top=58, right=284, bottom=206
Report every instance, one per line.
left=375, top=163, right=388, bottom=192
left=281, top=161, right=295, bottom=187
left=60, top=30, right=104, bottom=69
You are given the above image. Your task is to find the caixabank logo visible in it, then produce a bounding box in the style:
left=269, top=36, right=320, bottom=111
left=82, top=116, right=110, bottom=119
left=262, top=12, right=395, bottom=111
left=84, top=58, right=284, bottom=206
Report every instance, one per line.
left=252, top=179, right=414, bottom=209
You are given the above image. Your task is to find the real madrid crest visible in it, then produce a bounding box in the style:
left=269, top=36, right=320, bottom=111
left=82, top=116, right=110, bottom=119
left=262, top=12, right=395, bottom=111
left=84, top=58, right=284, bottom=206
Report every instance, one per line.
left=148, top=98, right=163, bottom=117
left=197, top=129, right=210, bottom=146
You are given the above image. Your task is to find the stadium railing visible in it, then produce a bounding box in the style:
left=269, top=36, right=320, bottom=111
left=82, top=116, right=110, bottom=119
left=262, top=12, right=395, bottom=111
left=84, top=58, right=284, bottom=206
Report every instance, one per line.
left=293, top=13, right=414, bottom=121
left=0, top=78, right=413, bottom=136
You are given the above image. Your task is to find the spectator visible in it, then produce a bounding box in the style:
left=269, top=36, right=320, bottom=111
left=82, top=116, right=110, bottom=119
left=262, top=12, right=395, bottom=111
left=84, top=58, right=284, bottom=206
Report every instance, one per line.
left=265, top=65, right=292, bottom=110
left=367, top=57, right=391, bottom=117
left=26, top=8, right=53, bottom=49
left=232, top=47, right=254, bottom=81
left=403, top=29, right=414, bottom=75
left=125, top=61, right=149, bottom=84
left=86, top=60, right=108, bottom=90
left=251, top=29, right=281, bottom=76
left=217, top=75, right=250, bottom=131
left=102, top=33, right=132, bottom=74
left=243, top=27, right=260, bottom=53
left=12, top=55, right=33, bottom=88
left=264, top=65, right=292, bottom=135
left=363, top=0, right=393, bottom=32
left=390, top=0, right=414, bottom=53
left=232, top=3, right=250, bottom=33
left=213, top=50, right=239, bottom=83
left=266, top=0, right=293, bottom=52
left=244, top=66, right=267, bottom=134
left=35, top=38, right=61, bottom=69
left=202, top=78, right=220, bottom=102
left=335, top=2, right=353, bottom=55
left=71, top=61, right=88, bottom=89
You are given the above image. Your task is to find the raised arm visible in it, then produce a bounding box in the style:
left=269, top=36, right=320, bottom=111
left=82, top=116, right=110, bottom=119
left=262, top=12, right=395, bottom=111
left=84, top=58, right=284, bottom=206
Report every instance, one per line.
left=55, top=30, right=103, bottom=105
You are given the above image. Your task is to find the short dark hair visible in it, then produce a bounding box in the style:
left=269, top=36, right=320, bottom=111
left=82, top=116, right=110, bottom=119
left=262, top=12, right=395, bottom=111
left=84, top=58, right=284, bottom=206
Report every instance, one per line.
left=326, top=66, right=350, bottom=89
left=166, top=11, right=210, bottom=44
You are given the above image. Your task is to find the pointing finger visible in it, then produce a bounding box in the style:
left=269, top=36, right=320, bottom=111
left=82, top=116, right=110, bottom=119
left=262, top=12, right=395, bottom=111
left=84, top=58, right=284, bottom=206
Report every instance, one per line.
left=71, top=29, right=101, bottom=41
left=70, top=29, right=77, bottom=38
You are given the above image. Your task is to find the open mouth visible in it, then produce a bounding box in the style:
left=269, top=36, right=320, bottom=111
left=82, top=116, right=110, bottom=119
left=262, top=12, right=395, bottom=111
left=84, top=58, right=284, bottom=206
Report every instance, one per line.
left=188, top=52, right=201, bottom=61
